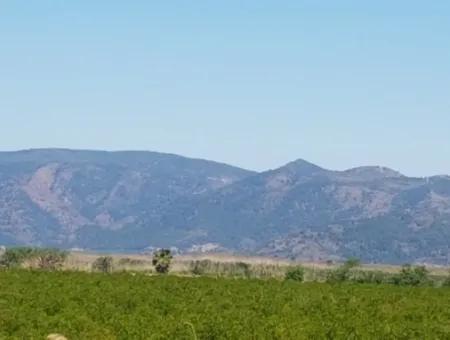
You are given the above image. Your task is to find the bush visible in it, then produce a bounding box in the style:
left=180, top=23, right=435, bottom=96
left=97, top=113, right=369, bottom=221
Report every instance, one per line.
left=392, top=264, right=429, bottom=286
left=326, top=258, right=362, bottom=283
left=326, top=266, right=350, bottom=283
left=188, top=260, right=253, bottom=278
left=234, top=262, right=251, bottom=278
left=285, top=267, right=305, bottom=282
left=152, top=249, right=173, bottom=274
left=0, top=247, right=67, bottom=270
left=344, top=258, right=360, bottom=268
left=34, top=249, right=68, bottom=270
left=443, top=273, right=450, bottom=287
left=117, top=258, right=145, bottom=266
left=92, top=256, right=114, bottom=273
left=0, top=247, right=36, bottom=268
left=189, top=260, right=213, bottom=276
left=348, top=270, right=390, bottom=284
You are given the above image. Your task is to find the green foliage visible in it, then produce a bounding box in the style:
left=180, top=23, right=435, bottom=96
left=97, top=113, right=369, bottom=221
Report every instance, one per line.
left=392, top=264, right=430, bottom=286
left=117, top=257, right=145, bottom=266
left=92, top=256, right=114, bottom=273
left=0, top=271, right=449, bottom=339
left=325, top=258, right=362, bottom=283
left=443, top=272, right=450, bottom=287
left=344, top=258, right=361, bottom=268
left=189, top=260, right=252, bottom=278
left=152, top=249, right=173, bottom=274
left=0, top=247, right=67, bottom=270
left=326, top=266, right=351, bottom=283
left=346, top=270, right=391, bottom=284
left=0, top=247, right=35, bottom=268
left=285, top=266, right=305, bottom=282
left=190, top=259, right=210, bottom=275
left=34, top=249, right=68, bottom=270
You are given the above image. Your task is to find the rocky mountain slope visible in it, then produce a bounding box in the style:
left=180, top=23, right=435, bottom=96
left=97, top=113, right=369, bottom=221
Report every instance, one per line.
left=1, top=149, right=449, bottom=264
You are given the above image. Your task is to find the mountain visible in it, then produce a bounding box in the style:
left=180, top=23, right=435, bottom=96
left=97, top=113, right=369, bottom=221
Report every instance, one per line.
left=0, top=149, right=254, bottom=249
left=1, top=149, right=449, bottom=264
left=182, top=162, right=450, bottom=264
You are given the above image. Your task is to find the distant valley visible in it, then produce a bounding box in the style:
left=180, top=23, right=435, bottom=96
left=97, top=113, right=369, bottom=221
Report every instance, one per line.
left=1, top=149, right=449, bottom=264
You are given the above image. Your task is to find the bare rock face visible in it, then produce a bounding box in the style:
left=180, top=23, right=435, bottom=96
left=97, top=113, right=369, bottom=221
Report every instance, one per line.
left=1, top=149, right=450, bottom=264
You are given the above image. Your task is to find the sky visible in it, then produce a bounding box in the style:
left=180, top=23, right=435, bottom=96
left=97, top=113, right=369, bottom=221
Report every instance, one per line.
left=1, top=1, right=449, bottom=176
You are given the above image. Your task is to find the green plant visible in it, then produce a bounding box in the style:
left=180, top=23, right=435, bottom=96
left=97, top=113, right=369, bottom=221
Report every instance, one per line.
left=0, top=247, right=35, bottom=268
left=0, top=270, right=449, bottom=339
left=152, top=249, right=173, bottom=274
left=443, top=272, right=450, bottom=287
left=92, top=256, right=114, bottom=273
left=0, top=247, right=67, bottom=270
left=34, top=249, right=68, bottom=270
left=189, top=260, right=211, bottom=276
left=285, top=266, right=305, bottom=282
left=117, top=258, right=145, bottom=266
left=326, top=258, right=362, bottom=283
left=392, top=264, right=429, bottom=286
left=344, top=258, right=361, bottom=268
left=353, top=270, right=388, bottom=284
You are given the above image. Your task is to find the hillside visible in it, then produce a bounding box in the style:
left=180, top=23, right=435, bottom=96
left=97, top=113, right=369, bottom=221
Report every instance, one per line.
left=0, top=149, right=254, bottom=249
left=1, top=149, right=450, bottom=264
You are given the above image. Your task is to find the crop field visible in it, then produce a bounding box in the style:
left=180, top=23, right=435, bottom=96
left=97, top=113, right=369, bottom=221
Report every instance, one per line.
left=0, top=270, right=449, bottom=339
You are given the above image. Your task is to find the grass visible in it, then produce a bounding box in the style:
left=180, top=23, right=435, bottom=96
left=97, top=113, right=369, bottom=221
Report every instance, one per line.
left=0, top=270, right=449, bottom=339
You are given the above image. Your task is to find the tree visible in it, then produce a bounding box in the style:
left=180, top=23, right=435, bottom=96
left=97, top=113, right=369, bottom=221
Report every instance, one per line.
left=152, top=249, right=173, bottom=274
left=92, top=256, right=114, bottom=273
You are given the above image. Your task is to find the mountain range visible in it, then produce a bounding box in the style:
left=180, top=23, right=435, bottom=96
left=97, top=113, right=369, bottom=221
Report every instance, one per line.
left=1, top=149, right=449, bottom=264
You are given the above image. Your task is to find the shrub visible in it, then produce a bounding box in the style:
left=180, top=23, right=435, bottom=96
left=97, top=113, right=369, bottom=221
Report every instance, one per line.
left=234, top=262, right=251, bottom=278
left=285, top=266, right=305, bottom=282
left=392, top=264, right=429, bottom=286
left=0, top=247, right=67, bottom=270
left=348, top=270, right=390, bottom=284
left=117, top=258, right=145, bottom=266
left=152, top=249, right=173, bottom=274
left=326, top=266, right=350, bottom=283
left=189, top=260, right=211, bottom=276
left=443, top=273, right=450, bottom=287
left=326, top=258, right=362, bottom=283
left=92, top=256, right=114, bottom=273
left=34, top=249, right=68, bottom=270
left=188, top=260, right=253, bottom=278
left=0, top=247, right=35, bottom=268
left=344, top=258, right=360, bottom=268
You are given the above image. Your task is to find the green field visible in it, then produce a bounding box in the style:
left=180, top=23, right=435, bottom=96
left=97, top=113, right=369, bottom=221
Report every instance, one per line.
left=0, top=271, right=449, bottom=339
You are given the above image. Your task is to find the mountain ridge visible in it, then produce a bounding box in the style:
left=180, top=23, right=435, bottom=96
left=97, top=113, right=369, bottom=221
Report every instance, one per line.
left=0, top=149, right=449, bottom=264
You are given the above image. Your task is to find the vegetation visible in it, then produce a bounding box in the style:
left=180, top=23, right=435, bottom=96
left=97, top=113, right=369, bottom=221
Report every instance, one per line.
left=152, top=249, right=173, bottom=274
left=284, top=266, right=305, bottom=282
left=391, top=264, right=430, bottom=286
left=0, top=270, right=449, bottom=339
left=0, top=247, right=67, bottom=270
left=444, top=273, right=450, bottom=287
left=326, top=258, right=361, bottom=283
left=188, top=259, right=275, bottom=279
left=0, top=249, right=449, bottom=338
left=92, top=256, right=114, bottom=273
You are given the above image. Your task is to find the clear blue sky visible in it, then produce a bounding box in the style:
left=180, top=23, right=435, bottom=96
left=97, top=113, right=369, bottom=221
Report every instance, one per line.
left=1, top=1, right=449, bottom=176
